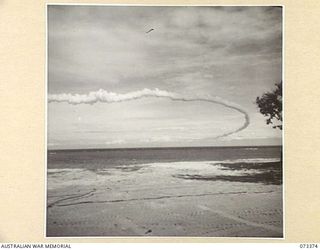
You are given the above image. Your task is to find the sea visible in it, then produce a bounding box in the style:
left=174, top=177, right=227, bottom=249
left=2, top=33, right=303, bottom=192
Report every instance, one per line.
left=47, top=146, right=282, bottom=170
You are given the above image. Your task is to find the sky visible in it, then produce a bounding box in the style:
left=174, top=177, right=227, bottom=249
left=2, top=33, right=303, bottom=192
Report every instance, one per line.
left=48, top=6, right=282, bottom=149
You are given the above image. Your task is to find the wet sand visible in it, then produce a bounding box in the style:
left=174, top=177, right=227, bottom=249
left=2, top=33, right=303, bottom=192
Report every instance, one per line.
left=47, top=160, right=283, bottom=237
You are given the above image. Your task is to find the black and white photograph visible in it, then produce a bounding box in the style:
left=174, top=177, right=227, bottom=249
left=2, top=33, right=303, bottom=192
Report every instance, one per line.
left=46, top=5, right=283, bottom=237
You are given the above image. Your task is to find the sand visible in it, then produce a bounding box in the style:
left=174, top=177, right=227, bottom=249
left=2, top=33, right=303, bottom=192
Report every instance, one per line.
left=46, top=160, right=283, bottom=237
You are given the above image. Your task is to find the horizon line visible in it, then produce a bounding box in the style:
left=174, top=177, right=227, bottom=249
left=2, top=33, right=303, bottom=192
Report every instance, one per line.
left=47, top=144, right=282, bottom=151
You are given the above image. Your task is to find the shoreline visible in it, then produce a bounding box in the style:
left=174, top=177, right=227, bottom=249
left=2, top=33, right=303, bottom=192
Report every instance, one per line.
left=47, top=159, right=283, bottom=237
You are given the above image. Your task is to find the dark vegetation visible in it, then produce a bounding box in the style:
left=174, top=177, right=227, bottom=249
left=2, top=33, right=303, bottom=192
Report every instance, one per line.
left=256, top=82, right=282, bottom=130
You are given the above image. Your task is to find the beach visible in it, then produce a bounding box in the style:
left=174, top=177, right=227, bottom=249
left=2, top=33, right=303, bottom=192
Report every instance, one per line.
left=47, top=147, right=283, bottom=237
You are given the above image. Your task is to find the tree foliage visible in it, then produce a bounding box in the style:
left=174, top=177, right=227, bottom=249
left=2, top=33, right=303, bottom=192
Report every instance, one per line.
left=256, top=82, right=282, bottom=130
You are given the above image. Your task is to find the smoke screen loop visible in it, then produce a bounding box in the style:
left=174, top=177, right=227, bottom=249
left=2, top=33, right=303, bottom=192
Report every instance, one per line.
left=48, top=88, right=250, bottom=139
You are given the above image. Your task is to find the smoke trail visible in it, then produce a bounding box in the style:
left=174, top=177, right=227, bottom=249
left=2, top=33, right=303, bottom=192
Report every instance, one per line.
left=48, top=88, right=250, bottom=139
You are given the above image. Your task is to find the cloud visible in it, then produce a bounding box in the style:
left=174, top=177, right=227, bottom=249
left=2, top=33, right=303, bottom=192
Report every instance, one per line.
left=49, top=88, right=250, bottom=139
left=48, top=6, right=282, bottom=94
left=139, top=135, right=173, bottom=143
left=47, top=6, right=282, bottom=148
left=104, top=139, right=126, bottom=145
left=48, top=88, right=176, bottom=104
